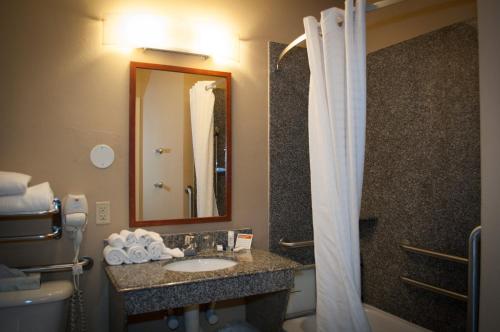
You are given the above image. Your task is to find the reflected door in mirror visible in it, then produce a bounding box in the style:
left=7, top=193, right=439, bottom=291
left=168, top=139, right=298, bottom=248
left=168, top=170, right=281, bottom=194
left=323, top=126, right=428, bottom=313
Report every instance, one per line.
left=130, top=62, right=231, bottom=226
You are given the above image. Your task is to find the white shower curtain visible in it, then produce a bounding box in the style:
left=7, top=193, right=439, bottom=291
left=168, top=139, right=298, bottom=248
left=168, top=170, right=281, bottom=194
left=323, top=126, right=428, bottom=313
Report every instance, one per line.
left=304, top=0, right=370, bottom=331
left=189, top=81, right=219, bottom=217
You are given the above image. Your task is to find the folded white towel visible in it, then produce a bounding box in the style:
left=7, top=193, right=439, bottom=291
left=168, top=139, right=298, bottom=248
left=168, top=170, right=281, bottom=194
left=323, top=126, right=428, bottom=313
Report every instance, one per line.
left=0, top=182, right=54, bottom=215
left=0, top=172, right=32, bottom=196
left=119, top=230, right=137, bottom=247
left=134, top=228, right=160, bottom=247
left=147, top=241, right=165, bottom=260
left=163, top=247, right=184, bottom=258
left=126, top=244, right=149, bottom=264
left=0, top=264, right=25, bottom=278
left=103, top=245, right=130, bottom=266
left=107, top=233, right=126, bottom=248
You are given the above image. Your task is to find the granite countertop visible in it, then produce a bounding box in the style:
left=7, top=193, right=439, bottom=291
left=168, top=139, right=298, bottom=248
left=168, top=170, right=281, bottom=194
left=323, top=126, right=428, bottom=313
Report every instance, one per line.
left=105, top=249, right=300, bottom=293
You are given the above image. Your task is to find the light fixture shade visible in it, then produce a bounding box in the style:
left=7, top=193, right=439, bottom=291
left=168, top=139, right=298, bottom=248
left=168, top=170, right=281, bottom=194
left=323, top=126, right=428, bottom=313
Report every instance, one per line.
left=103, top=13, right=239, bottom=60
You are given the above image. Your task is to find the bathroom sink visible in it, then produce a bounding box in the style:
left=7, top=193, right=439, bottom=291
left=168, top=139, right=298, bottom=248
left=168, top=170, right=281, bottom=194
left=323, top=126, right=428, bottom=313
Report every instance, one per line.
left=164, top=258, right=237, bottom=272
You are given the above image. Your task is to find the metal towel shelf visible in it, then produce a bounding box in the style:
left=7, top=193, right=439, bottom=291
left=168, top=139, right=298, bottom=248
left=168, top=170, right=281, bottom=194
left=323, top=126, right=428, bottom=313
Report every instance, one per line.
left=0, top=198, right=63, bottom=243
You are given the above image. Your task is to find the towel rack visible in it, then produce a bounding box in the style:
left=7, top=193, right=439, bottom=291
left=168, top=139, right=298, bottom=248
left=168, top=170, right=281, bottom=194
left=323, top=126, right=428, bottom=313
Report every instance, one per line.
left=0, top=198, right=63, bottom=243
left=17, top=256, right=94, bottom=274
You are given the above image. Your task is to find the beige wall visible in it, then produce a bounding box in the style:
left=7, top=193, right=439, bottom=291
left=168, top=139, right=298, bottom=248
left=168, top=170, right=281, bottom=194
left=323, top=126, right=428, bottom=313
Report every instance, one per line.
left=477, top=0, right=500, bottom=330
left=0, top=0, right=476, bottom=331
left=366, top=0, right=476, bottom=52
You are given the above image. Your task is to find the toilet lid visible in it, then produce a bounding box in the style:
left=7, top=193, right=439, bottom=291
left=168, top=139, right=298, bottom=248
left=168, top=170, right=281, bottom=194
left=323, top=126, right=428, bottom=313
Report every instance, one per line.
left=0, top=280, right=73, bottom=308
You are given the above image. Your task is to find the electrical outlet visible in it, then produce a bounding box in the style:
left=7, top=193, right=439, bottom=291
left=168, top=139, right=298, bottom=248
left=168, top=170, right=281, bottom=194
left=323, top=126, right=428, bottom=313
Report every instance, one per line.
left=96, top=201, right=111, bottom=225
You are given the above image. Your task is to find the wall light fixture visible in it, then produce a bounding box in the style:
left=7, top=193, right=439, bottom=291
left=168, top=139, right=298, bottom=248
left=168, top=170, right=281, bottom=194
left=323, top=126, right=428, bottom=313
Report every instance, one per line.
left=103, top=13, right=239, bottom=60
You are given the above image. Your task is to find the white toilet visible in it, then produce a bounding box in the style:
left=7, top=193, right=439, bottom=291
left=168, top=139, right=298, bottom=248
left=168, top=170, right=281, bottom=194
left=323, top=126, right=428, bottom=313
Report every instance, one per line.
left=0, top=280, right=73, bottom=332
left=283, top=267, right=317, bottom=332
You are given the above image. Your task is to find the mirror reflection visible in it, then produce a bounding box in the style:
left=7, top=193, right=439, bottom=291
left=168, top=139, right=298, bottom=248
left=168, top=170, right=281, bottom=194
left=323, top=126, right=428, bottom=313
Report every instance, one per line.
left=131, top=63, right=231, bottom=225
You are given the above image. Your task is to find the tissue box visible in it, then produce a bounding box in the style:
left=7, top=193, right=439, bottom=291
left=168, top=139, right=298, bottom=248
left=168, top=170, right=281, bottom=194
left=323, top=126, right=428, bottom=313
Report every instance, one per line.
left=0, top=273, right=41, bottom=292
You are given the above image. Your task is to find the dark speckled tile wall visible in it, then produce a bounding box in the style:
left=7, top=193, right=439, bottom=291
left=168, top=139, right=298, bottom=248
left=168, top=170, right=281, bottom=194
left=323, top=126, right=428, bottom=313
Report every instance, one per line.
left=269, top=42, right=314, bottom=265
left=269, top=22, right=480, bottom=332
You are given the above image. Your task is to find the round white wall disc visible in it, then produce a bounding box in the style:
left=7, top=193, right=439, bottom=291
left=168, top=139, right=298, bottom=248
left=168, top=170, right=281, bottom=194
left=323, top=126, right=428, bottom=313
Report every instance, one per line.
left=90, top=144, right=115, bottom=169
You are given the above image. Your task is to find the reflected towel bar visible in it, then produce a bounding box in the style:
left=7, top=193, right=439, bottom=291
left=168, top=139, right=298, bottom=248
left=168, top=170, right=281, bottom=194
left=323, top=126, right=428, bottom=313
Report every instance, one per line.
left=0, top=198, right=63, bottom=243
left=17, top=256, right=94, bottom=274
left=401, top=276, right=467, bottom=302
left=185, top=186, right=194, bottom=218
left=400, top=243, right=468, bottom=264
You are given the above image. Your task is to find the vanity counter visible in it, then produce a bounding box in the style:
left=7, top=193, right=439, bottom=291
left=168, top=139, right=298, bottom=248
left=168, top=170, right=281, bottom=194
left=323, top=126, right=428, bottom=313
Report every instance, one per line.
left=105, top=249, right=299, bottom=331
left=106, top=249, right=299, bottom=295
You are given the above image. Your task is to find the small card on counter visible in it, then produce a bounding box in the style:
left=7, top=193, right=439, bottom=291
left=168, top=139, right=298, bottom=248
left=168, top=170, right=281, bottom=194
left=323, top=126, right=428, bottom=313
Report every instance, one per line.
left=235, top=233, right=253, bottom=250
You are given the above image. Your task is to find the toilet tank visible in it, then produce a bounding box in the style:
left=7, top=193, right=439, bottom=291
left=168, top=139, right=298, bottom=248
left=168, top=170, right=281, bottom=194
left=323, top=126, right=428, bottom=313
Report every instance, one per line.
left=286, top=266, right=316, bottom=319
left=0, top=280, right=73, bottom=332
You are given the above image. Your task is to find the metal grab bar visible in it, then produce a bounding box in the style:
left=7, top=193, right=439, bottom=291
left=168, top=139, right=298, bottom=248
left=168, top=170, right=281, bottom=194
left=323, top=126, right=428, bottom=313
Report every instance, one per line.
left=401, top=276, right=467, bottom=302
left=278, top=218, right=377, bottom=249
left=400, top=243, right=468, bottom=264
left=467, top=226, right=481, bottom=332
left=17, top=256, right=94, bottom=274
left=279, top=238, right=314, bottom=248
left=0, top=198, right=63, bottom=243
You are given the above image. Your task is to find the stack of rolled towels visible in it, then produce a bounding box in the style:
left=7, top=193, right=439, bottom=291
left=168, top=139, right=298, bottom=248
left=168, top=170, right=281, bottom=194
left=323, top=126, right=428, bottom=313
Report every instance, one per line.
left=103, top=228, right=184, bottom=266
left=0, top=171, right=55, bottom=214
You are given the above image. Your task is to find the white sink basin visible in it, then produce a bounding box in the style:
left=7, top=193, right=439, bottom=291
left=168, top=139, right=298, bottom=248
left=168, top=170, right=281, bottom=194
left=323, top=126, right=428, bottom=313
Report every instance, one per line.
left=164, top=258, right=237, bottom=272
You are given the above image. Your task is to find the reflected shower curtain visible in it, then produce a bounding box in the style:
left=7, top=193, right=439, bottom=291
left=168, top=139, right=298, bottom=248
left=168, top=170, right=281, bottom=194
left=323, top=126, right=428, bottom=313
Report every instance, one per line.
left=189, top=81, right=219, bottom=217
left=304, top=1, right=370, bottom=331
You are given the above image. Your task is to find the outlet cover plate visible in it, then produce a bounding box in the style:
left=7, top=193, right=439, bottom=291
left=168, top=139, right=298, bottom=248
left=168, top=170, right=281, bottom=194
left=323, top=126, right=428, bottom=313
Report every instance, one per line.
left=96, top=201, right=111, bottom=225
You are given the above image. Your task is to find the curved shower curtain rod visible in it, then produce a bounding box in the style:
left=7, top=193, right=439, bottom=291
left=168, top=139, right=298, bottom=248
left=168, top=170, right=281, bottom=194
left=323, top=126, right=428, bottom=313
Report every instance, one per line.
left=275, top=0, right=406, bottom=71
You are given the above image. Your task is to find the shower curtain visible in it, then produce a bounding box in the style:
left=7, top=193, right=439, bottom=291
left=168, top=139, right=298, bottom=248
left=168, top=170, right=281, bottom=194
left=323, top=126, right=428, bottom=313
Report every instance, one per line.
left=304, top=1, right=370, bottom=331
left=189, top=81, right=219, bottom=217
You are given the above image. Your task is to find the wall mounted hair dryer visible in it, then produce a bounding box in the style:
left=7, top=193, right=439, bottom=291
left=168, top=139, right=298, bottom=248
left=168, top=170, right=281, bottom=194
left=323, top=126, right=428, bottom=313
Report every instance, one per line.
left=63, top=194, right=88, bottom=264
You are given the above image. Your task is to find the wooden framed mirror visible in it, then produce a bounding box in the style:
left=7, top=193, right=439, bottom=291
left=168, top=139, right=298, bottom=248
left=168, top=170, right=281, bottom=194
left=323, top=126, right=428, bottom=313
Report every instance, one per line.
left=129, top=62, right=231, bottom=226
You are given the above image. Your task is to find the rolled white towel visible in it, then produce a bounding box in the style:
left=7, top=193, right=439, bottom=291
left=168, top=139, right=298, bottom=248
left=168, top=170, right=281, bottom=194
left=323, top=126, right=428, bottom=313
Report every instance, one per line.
left=103, top=245, right=130, bottom=266
left=163, top=247, right=184, bottom=258
left=0, top=172, right=32, bottom=196
left=119, top=230, right=137, bottom=247
left=158, top=253, right=173, bottom=260
left=126, top=244, right=149, bottom=264
left=147, top=241, right=165, bottom=260
left=107, top=233, right=125, bottom=248
left=150, top=232, right=163, bottom=243
left=134, top=228, right=160, bottom=247
left=0, top=182, right=54, bottom=215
